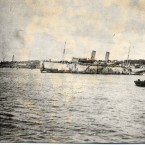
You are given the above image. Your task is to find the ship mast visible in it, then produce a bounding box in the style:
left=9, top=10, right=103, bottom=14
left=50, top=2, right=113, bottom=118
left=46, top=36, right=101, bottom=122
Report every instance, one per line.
left=127, top=44, right=131, bottom=66
left=12, top=55, right=14, bottom=62
left=1, top=34, right=6, bottom=62
left=63, top=41, right=66, bottom=61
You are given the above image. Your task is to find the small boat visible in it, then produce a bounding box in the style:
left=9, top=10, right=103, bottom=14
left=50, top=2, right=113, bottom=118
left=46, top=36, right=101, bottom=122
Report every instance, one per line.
left=134, top=79, right=145, bottom=87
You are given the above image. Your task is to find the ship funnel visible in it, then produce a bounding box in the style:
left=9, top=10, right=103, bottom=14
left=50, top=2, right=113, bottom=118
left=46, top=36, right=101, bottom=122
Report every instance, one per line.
left=91, top=51, right=96, bottom=60
left=40, top=61, right=44, bottom=69
left=105, top=52, right=110, bottom=63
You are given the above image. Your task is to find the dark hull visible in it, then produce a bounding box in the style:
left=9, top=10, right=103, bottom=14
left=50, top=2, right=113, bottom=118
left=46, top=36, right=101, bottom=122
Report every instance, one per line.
left=40, top=69, right=97, bottom=74
left=134, top=81, right=145, bottom=87
left=40, top=69, right=138, bottom=75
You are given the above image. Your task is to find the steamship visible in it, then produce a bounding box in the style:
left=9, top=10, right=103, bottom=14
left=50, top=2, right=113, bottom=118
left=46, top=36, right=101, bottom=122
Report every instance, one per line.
left=40, top=51, right=139, bottom=75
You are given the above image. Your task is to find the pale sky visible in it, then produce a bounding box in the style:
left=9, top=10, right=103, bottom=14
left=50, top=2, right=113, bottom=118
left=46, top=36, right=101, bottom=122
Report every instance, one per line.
left=0, top=0, right=145, bottom=61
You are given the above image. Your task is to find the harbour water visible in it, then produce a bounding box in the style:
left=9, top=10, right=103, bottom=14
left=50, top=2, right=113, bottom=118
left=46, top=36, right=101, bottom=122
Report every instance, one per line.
left=0, top=68, right=145, bottom=143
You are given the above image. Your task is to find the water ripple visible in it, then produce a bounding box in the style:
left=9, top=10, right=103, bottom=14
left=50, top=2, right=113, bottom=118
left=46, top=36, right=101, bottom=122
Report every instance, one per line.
left=0, top=69, right=145, bottom=143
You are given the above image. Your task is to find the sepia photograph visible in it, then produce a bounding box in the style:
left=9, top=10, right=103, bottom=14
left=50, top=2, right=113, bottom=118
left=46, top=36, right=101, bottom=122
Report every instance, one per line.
left=0, top=0, right=145, bottom=143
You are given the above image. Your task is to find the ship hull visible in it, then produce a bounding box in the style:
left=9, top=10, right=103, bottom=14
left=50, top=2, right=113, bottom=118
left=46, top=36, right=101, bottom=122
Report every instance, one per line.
left=40, top=61, right=137, bottom=75
left=134, top=80, right=145, bottom=87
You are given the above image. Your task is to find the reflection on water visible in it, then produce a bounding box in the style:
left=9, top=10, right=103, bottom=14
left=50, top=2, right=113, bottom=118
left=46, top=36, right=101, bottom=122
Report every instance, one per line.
left=0, top=68, right=145, bottom=143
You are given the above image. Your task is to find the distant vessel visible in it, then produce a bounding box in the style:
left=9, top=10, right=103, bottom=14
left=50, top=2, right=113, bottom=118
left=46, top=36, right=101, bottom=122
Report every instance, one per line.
left=134, top=79, right=145, bottom=87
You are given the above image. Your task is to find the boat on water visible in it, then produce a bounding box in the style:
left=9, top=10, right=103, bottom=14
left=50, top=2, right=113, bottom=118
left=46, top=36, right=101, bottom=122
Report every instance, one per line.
left=40, top=56, right=144, bottom=75
left=40, top=43, right=145, bottom=75
left=134, top=79, right=145, bottom=87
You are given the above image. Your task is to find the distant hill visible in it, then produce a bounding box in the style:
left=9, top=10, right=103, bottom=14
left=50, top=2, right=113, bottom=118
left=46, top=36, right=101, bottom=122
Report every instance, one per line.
left=118, top=59, right=145, bottom=65
left=1, top=59, right=145, bottom=69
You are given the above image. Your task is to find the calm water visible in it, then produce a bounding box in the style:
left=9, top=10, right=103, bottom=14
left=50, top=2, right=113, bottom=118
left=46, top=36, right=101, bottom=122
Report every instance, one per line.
left=0, top=68, right=145, bottom=143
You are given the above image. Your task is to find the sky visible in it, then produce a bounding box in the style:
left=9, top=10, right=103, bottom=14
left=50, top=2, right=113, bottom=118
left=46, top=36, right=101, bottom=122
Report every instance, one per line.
left=0, top=0, right=145, bottom=61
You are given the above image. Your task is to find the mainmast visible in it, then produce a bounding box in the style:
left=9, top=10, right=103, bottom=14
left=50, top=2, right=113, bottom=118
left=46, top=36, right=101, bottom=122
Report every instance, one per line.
left=127, top=44, right=131, bottom=66
left=1, top=34, right=6, bottom=62
left=63, top=41, right=66, bottom=61
left=12, top=55, right=14, bottom=62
